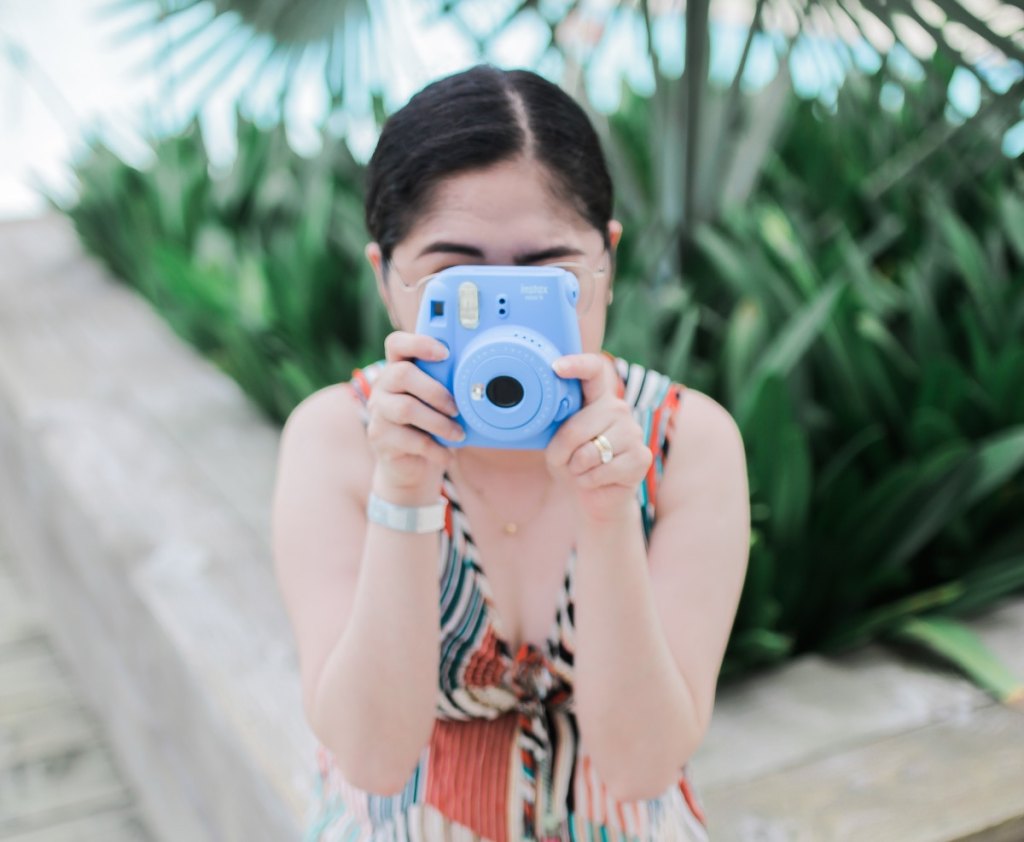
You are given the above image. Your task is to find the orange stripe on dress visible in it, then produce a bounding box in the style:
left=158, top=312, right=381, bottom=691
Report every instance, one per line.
left=352, top=367, right=372, bottom=400
left=666, top=384, right=684, bottom=427
left=615, top=797, right=629, bottom=835
left=462, top=626, right=508, bottom=687
left=630, top=800, right=646, bottom=838
left=678, top=775, right=707, bottom=826
left=442, top=492, right=454, bottom=537
left=425, top=713, right=519, bottom=842
left=645, top=405, right=663, bottom=510
left=581, top=754, right=597, bottom=827
left=647, top=385, right=684, bottom=511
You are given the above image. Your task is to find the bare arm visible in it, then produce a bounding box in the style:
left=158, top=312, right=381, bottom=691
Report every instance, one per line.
left=548, top=357, right=750, bottom=801
left=271, top=334, right=463, bottom=794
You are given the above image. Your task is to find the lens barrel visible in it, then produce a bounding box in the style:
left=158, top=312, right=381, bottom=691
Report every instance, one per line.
left=485, top=375, right=524, bottom=408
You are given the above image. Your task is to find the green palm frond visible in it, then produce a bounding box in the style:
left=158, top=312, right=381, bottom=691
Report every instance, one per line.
left=442, top=0, right=1023, bottom=270
left=103, top=0, right=378, bottom=120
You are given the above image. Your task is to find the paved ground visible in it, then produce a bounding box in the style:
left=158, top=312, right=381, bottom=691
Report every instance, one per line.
left=0, top=530, right=154, bottom=842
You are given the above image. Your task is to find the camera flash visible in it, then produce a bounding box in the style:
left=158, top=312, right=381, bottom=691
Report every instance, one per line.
left=458, top=282, right=480, bottom=329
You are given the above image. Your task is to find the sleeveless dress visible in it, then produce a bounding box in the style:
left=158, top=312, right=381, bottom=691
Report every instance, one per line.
left=304, top=357, right=711, bottom=842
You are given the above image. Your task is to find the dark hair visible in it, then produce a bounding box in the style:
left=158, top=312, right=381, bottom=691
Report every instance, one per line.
left=364, top=65, right=613, bottom=263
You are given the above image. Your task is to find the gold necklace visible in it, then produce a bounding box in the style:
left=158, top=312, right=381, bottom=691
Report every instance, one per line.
left=451, top=453, right=554, bottom=536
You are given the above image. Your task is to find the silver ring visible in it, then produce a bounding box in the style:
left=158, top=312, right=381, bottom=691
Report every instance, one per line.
left=592, top=433, right=614, bottom=465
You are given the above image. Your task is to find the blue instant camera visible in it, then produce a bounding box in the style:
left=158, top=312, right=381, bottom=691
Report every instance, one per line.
left=415, top=265, right=583, bottom=449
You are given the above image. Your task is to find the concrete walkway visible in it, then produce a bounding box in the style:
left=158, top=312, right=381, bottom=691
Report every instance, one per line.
left=0, top=530, right=153, bottom=841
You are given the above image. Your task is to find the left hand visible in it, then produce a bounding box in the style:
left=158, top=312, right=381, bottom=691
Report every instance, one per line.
left=546, top=354, right=653, bottom=523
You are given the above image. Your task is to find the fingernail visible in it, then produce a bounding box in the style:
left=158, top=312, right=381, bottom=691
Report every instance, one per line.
left=552, top=359, right=567, bottom=374
left=451, top=427, right=466, bottom=441
left=435, top=345, right=450, bottom=360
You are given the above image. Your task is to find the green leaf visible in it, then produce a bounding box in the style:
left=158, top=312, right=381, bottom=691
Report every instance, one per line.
left=873, top=449, right=978, bottom=583
left=604, top=283, right=654, bottom=368
left=932, top=197, right=1002, bottom=340
left=999, top=190, right=1024, bottom=263
left=737, top=279, right=846, bottom=426
left=825, top=581, right=967, bottom=652
left=692, top=225, right=753, bottom=298
left=722, top=298, right=767, bottom=406
left=758, top=204, right=817, bottom=298
left=662, top=305, right=700, bottom=383
left=751, top=278, right=845, bottom=377
left=949, top=552, right=1024, bottom=615
left=817, top=424, right=886, bottom=495
left=889, top=616, right=1024, bottom=706
left=964, top=426, right=1024, bottom=509
left=855, top=312, right=919, bottom=380
left=742, top=376, right=812, bottom=549
left=734, top=536, right=781, bottom=631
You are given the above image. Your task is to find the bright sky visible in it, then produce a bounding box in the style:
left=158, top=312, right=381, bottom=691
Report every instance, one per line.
left=1, top=0, right=1021, bottom=220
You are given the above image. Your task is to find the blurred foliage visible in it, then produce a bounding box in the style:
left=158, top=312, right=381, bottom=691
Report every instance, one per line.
left=601, top=54, right=1024, bottom=681
left=109, top=0, right=1023, bottom=244
left=63, top=114, right=390, bottom=420
left=56, top=50, right=1024, bottom=688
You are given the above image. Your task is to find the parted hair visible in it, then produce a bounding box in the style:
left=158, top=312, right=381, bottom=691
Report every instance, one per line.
left=364, top=65, right=613, bottom=263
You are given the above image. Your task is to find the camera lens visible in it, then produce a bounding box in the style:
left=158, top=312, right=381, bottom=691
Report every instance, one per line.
left=486, top=375, right=524, bottom=408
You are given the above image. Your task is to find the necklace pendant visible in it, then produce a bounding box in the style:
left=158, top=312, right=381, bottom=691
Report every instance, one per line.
left=503, top=522, right=519, bottom=536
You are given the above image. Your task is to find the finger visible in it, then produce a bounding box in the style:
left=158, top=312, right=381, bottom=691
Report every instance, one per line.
left=552, top=353, right=615, bottom=405
left=375, top=392, right=466, bottom=443
left=546, top=401, right=628, bottom=470
left=575, top=446, right=653, bottom=490
left=380, top=361, right=459, bottom=417
left=379, top=426, right=452, bottom=469
left=384, top=330, right=450, bottom=364
left=567, top=425, right=623, bottom=476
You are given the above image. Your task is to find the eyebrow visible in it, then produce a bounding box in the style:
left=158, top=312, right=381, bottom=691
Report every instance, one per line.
left=416, top=241, right=585, bottom=264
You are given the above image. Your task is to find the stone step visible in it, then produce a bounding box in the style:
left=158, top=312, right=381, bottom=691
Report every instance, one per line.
left=2, top=808, right=152, bottom=842
left=0, top=549, right=153, bottom=842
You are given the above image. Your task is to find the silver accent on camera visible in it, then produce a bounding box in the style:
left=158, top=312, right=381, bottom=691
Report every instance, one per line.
left=471, top=383, right=485, bottom=401
left=458, top=281, right=479, bottom=329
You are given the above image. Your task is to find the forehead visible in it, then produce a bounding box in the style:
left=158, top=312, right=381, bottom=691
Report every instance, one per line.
left=403, top=159, right=595, bottom=252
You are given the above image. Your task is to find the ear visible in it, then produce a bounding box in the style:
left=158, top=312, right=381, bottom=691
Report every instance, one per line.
left=608, top=219, right=623, bottom=252
left=606, top=220, right=622, bottom=305
left=366, top=241, right=385, bottom=291
left=366, top=242, right=400, bottom=328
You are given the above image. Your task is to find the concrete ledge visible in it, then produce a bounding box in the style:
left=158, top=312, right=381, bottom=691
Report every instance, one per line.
left=1, top=214, right=1022, bottom=842
left=695, top=606, right=1024, bottom=839
left=0, top=215, right=315, bottom=841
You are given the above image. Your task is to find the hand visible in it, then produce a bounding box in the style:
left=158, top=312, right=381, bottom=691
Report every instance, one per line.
left=366, top=331, right=464, bottom=503
left=546, top=354, right=653, bottom=523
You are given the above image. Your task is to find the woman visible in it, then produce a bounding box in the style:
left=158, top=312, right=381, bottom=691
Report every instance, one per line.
left=272, top=65, right=750, bottom=841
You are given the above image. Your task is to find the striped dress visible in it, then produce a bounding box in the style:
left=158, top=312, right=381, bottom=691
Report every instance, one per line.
left=304, top=357, right=711, bottom=842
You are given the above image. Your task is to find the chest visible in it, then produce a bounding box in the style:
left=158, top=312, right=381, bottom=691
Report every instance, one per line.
left=452, top=493, right=578, bottom=654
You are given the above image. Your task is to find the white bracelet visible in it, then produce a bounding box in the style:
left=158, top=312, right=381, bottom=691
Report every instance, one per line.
left=367, top=493, right=447, bottom=533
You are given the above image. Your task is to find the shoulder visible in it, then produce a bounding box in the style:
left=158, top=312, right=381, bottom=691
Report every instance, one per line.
left=280, top=359, right=387, bottom=441
left=275, top=381, right=374, bottom=500
left=672, top=388, right=743, bottom=451
left=281, top=381, right=365, bottom=443
left=607, top=356, right=739, bottom=450
left=660, top=387, right=748, bottom=511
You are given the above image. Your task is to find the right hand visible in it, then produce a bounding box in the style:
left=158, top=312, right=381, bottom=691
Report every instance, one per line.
left=366, top=331, right=464, bottom=502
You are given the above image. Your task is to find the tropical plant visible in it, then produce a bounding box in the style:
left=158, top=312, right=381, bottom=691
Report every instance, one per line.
left=105, top=0, right=1024, bottom=273
left=601, top=52, right=1024, bottom=693
left=63, top=113, right=389, bottom=421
